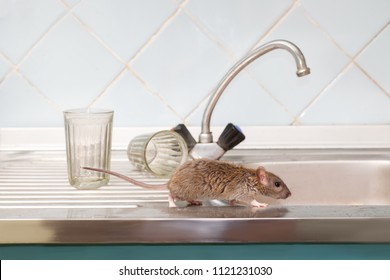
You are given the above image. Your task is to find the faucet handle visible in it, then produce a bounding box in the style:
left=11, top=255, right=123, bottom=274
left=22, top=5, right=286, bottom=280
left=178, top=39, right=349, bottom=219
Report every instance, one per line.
left=217, top=123, right=246, bottom=151
left=172, top=124, right=197, bottom=151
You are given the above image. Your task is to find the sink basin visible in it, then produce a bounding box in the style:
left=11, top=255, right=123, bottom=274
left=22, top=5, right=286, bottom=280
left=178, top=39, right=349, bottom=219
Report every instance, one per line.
left=216, top=148, right=390, bottom=207
left=244, top=160, right=390, bottom=206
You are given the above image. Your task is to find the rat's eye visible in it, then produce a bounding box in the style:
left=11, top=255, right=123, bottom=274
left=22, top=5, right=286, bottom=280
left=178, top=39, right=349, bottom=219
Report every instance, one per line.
left=274, top=182, right=281, bottom=187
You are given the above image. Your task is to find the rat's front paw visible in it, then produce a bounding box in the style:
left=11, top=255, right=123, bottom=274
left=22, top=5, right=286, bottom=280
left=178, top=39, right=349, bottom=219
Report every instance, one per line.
left=250, top=200, right=268, bottom=208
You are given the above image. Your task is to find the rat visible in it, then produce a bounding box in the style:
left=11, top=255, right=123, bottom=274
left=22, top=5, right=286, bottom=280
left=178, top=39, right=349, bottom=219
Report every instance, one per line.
left=83, top=158, right=291, bottom=208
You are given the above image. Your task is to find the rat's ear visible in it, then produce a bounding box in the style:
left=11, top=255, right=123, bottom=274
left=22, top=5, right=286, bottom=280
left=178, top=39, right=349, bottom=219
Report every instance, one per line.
left=256, top=167, right=269, bottom=186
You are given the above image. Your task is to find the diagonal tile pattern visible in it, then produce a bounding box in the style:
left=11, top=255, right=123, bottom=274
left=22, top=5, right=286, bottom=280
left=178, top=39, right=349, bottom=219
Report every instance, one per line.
left=300, top=0, right=390, bottom=56
left=131, top=11, right=233, bottom=119
left=249, top=6, right=350, bottom=117
left=356, top=24, right=390, bottom=94
left=19, top=16, right=123, bottom=109
left=186, top=0, right=294, bottom=58
left=73, top=0, right=178, bottom=62
left=0, top=55, right=12, bottom=82
left=0, top=0, right=65, bottom=64
left=0, top=73, right=62, bottom=127
left=186, top=72, right=294, bottom=126
left=93, top=71, right=181, bottom=126
left=300, top=65, right=390, bottom=124
left=0, top=0, right=389, bottom=127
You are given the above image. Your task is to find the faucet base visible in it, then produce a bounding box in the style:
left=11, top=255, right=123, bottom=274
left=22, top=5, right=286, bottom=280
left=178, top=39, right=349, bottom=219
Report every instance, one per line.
left=190, top=142, right=225, bottom=160
left=199, top=132, right=213, bottom=143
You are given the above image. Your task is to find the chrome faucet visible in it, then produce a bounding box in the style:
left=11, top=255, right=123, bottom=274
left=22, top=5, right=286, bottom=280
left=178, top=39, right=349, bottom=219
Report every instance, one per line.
left=190, top=40, right=311, bottom=159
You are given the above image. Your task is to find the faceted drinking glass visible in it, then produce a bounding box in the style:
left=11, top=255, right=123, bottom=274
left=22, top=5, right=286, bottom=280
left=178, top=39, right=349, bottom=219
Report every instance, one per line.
left=64, top=108, right=113, bottom=189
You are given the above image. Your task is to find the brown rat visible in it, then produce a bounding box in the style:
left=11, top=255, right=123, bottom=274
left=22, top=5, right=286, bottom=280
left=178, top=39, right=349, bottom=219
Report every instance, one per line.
left=83, top=158, right=291, bottom=208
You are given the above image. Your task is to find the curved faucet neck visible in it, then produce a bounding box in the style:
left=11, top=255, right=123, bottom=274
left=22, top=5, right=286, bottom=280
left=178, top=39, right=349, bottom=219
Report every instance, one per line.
left=199, top=40, right=310, bottom=143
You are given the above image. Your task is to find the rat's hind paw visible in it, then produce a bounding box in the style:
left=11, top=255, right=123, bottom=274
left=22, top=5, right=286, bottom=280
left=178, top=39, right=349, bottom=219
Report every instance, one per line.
left=187, top=200, right=203, bottom=206
left=168, top=194, right=177, bottom=208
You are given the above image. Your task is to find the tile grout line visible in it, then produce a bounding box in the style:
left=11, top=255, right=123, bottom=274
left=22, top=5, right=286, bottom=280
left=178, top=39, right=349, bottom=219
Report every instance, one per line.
left=183, top=90, right=212, bottom=124
left=61, top=0, right=128, bottom=65
left=0, top=0, right=84, bottom=111
left=245, top=71, right=297, bottom=121
left=88, top=67, right=128, bottom=108
left=292, top=63, right=355, bottom=125
left=301, top=3, right=388, bottom=63
left=182, top=1, right=297, bottom=124
left=17, top=0, right=83, bottom=68
left=15, top=71, right=63, bottom=112
left=128, top=67, right=184, bottom=121
left=180, top=8, right=237, bottom=123
left=292, top=8, right=390, bottom=124
left=301, top=5, right=388, bottom=63
left=183, top=6, right=295, bottom=123
left=88, top=0, right=188, bottom=118
left=3, top=0, right=182, bottom=117
left=68, top=14, right=126, bottom=64
left=0, top=2, right=75, bottom=91
left=0, top=51, right=15, bottom=67
left=61, top=0, right=82, bottom=6
left=355, top=62, right=390, bottom=98
left=291, top=5, right=354, bottom=124
left=353, top=21, right=390, bottom=99
left=0, top=52, right=17, bottom=90
left=124, top=0, right=189, bottom=119
left=251, top=0, right=299, bottom=49
left=68, top=0, right=185, bottom=118
left=183, top=8, right=237, bottom=60
left=352, top=21, right=390, bottom=60
left=179, top=7, right=237, bottom=123
left=127, top=0, right=189, bottom=65
left=299, top=4, right=351, bottom=60
left=60, top=0, right=130, bottom=108
left=239, top=0, right=299, bottom=120
left=240, top=0, right=297, bottom=120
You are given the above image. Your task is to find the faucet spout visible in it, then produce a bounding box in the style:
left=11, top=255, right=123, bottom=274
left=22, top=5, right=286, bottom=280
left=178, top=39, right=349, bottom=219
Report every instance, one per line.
left=199, top=40, right=310, bottom=143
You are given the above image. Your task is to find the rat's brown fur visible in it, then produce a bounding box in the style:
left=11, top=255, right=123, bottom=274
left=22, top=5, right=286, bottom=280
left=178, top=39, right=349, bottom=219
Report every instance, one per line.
left=168, top=159, right=291, bottom=205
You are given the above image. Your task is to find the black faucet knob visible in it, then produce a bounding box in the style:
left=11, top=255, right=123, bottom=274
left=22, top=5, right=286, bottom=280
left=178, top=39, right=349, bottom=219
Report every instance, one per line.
left=172, top=124, right=197, bottom=151
left=217, top=123, right=245, bottom=151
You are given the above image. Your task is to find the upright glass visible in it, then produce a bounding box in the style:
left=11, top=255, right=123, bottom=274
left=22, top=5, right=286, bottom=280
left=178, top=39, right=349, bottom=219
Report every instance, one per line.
left=64, top=108, right=113, bottom=189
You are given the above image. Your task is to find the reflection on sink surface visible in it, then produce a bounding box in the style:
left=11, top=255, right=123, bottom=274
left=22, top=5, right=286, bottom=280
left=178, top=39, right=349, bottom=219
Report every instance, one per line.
left=244, top=160, right=390, bottom=206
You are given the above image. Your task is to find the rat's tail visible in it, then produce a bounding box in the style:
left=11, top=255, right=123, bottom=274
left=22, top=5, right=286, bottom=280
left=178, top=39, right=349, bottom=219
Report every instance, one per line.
left=82, top=167, right=167, bottom=190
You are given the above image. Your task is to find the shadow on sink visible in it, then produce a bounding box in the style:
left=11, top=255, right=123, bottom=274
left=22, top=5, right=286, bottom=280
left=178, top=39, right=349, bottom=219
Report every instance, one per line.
left=162, top=203, right=290, bottom=218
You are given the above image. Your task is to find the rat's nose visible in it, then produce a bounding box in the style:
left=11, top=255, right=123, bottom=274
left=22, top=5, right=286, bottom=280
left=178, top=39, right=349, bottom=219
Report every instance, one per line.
left=285, top=190, right=292, bottom=198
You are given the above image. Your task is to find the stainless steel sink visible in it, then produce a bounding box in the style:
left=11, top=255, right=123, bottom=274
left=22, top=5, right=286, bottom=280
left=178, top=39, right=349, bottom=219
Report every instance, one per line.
left=1, top=149, right=390, bottom=243
left=244, top=160, right=390, bottom=206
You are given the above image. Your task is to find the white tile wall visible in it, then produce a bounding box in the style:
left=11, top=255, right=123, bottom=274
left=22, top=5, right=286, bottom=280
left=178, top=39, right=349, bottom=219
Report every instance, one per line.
left=0, top=54, right=11, bottom=82
left=300, top=65, right=390, bottom=124
left=19, top=16, right=124, bottom=109
left=0, top=0, right=65, bottom=64
left=186, top=0, right=293, bottom=58
left=357, top=25, right=390, bottom=94
left=131, top=11, right=233, bottom=119
left=0, top=0, right=389, bottom=127
left=73, top=0, right=178, bottom=62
